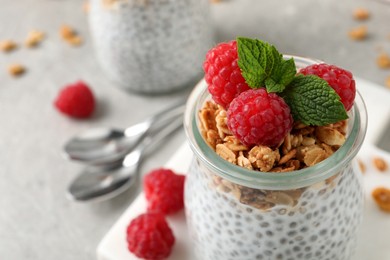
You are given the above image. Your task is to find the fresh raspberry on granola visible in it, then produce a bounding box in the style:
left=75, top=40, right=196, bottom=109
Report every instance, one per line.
left=126, top=212, right=175, bottom=260
left=203, top=40, right=250, bottom=109
left=299, top=64, right=356, bottom=111
left=54, top=81, right=95, bottom=118
left=227, top=88, right=293, bottom=147
left=144, top=168, right=185, bottom=215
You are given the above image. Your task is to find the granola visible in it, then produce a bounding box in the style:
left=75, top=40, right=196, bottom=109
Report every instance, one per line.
left=199, top=100, right=347, bottom=210
left=199, top=101, right=346, bottom=172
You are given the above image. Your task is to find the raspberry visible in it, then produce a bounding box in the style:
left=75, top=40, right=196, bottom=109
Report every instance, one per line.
left=54, top=81, right=95, bottom=118
left=299, top=64, right=356, bottom=111
left=126, top=212, right=175, bottom=260
left=203, top=40, right=250, bottom=109
left=144, top=168, right=185, bottom=215
left=227, top=89, right=293, bottom=147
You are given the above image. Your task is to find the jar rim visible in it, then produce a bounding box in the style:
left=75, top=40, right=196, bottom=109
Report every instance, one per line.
left=184, top=56, right=368, bottom=190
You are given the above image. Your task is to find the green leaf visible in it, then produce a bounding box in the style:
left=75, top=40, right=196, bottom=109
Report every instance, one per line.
left=237, top=37, right=296, bottom=92
left=237, top=37, right=268, bottom=88
left=265, top=58, right=296, bottom=93
left=281, top=75, right=348, bottom=125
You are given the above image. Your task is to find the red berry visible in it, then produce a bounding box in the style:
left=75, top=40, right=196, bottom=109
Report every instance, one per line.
left=144, top=168, right=185, bottom=215
left=126, top=212, right=175, bottom=260
left=299, top=64, right=356, bottom=111
left=203, top=40, right=250, bottom=109
left=227, top=89, right=293, bottom=147
left=54, top=81, right=95, bottom=118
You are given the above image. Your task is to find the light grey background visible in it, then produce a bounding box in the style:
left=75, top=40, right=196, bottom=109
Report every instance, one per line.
left=0, top=0, right=389, bottom=259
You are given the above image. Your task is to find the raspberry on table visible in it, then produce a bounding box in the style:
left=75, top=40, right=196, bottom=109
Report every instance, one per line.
left=299, top=64, right=356, bottom=111
left=54, top=81, right=95, bottom=118
left=126, top=212, right=175, bottom=260
left=144, top=168, right=185, bottom=215
left=227, top=88, right=293, bottom=147
left=203, top=40, right=250, bottom=109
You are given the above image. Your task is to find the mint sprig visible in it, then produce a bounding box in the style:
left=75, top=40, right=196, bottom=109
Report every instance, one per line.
left=237, top=37, right=296, bottom=93
left=281, top=75, right=348, bottom=125
left=236, top=37, right=348, bottom=126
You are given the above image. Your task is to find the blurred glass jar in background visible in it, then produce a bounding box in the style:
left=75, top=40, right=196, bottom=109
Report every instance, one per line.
left=89, top=0, right=213, bottom=94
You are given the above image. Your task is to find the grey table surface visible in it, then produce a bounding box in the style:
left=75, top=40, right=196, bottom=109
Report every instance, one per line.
left=0, top=0, right=389, bottom=259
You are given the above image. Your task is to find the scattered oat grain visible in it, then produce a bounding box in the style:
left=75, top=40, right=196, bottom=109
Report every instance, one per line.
left=25, top=30, right=45, bottom=48
left=0, top=40, right=17, bottom=52
left=353, top=8, right=370, bottom=21
left=83, top=1, right=90, bottom=13
left=60, top=25, right=83, bottom=46
left=348, top=25, right=368, bottom=41
left=377, top=53, right=390, bottom=69
left=372, top=187, right=390, bottom=212
left=358, top=159, right=366, bottom=174
left=8, top=64, right=26, bottom=77
left=386, top=76, right=390, bottom=89
left=373, top=157, right=388, bottom=172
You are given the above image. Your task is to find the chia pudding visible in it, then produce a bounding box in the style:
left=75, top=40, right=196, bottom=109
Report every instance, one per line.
left=88, top=0, right=213, bottom=94
left=183, top=52, right=367, bottom=260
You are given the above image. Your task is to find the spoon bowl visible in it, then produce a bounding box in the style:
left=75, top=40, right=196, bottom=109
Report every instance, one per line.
left=67, top=117, right=183, bottom=202
left=64, top=101, right=185, bottom=165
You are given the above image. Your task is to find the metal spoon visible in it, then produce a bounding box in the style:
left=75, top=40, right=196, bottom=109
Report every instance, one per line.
left=66, top=116, right=183, bottom=202
left=63, top=101, right=185, bottom=165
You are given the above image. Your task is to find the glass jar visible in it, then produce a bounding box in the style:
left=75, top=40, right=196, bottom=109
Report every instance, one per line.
left=88, top=0, right=213, bottom=94
left=183, top=56, right=368, bottom=260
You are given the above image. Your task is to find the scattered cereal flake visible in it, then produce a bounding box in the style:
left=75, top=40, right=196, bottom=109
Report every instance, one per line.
left=0, top=40, right=17, bottom=52
left=372, top=187, right=390, bottom=212
left=8, top=64, right=26, bottom=77
left=376, top=53, right=390, bottom=69
left=25, top=30, right=45, bottom=48
left=373, top=157, right=388, bottom=172
left=210, top=0, right=222, bottom=3
left=60, top=25, right=83, bottom=47
left=83, top=1, right=90, bottom=13
left=358, top=159, right=366, bottom=174
left=67, top=36, right=83, bottom=46
left=386, top=76, right=390, bottom=89
left=353, top=8, right=370, bottom=21
left=348, top=25, right=368, bottom=41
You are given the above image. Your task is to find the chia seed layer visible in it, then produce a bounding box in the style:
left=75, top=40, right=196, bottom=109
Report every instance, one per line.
left=185, top=158, right=364, bottom=260
left=89, top=0, right=213, bottom=94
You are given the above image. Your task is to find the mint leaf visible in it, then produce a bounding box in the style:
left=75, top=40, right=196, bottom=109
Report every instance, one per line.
left=264, top=58, right=295, bottom=92
left=237, top=37, right=296, bottom=92
left=237, top=37, right=269, bottom=88
left=265, top=58, right=296, bottom=93
left=281, top=75, right=348, bottom=125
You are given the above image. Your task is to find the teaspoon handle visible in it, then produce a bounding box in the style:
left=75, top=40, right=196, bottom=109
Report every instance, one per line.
left=123, top=116, right=183, bottom=167
left=124, top=100, right=185, bottom=137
